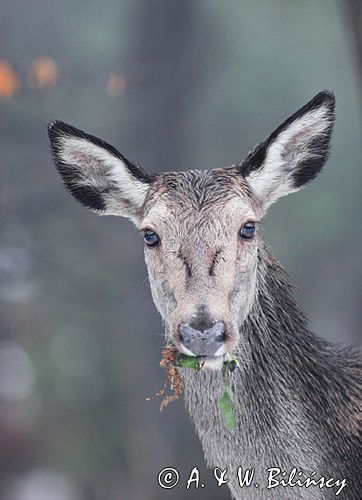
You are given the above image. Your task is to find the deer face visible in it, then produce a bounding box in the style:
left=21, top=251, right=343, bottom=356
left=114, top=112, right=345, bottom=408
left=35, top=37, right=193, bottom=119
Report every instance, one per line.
left=48, top=90, right=335, bottom=367
left=141, top=170, right=260, bottom=358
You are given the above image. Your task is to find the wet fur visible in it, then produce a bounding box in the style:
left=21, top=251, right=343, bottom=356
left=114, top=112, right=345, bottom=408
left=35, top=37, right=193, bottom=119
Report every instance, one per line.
left=182, top=243, right=362, bottom=499
left=48, top=91, right=361, bottom=499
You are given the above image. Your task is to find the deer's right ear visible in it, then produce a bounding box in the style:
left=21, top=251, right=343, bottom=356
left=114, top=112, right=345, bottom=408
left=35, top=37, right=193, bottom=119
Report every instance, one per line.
left=239, top=90, right=335, bottom=211
left=48, top=121, right=152, bottom=222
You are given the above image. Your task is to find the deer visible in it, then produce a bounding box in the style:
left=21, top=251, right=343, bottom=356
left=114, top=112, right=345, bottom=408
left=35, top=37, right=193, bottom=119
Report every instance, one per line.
left=48, top=90, right=362, bottom=499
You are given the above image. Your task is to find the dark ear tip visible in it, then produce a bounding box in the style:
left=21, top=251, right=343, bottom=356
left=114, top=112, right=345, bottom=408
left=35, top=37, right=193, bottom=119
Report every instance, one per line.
left=48, top=119, right=57, bottom=130
left=315, top=89, right=335, bottom=109
left=47, top=119, right=67, bottom=140
left=320, top=88, right=335, bottom=99
left=47, top=120, right=56, bottom=138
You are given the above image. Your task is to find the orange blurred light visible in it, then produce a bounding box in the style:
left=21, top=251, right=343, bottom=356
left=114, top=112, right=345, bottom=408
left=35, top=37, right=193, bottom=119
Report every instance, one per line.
left=107, top=72, right=126, bottom=97
left=28, top=57, right=57, bottom=88
left=0, top=61, right=21, bottom=100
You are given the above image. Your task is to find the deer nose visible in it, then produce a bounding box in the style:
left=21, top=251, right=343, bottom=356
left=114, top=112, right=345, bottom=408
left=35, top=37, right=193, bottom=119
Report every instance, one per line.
left=179, top=322, right=226, bottom=357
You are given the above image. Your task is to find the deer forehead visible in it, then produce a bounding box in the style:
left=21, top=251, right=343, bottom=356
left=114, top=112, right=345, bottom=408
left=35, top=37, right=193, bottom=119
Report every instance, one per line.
left=141, top=169, right=258, bottom=237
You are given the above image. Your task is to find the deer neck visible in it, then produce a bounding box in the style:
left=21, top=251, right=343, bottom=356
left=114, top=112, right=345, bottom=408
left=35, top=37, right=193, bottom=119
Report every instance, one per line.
left=181, top=244, right=332, bottom=471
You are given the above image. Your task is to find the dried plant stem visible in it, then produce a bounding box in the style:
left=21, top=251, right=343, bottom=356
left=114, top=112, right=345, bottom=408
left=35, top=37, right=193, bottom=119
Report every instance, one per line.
left=146, top=345, right=184, bottom=412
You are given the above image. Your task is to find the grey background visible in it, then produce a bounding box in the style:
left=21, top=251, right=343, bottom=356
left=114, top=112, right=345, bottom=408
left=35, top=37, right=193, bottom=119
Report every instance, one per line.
left=0, top=1, right=361, bottom=499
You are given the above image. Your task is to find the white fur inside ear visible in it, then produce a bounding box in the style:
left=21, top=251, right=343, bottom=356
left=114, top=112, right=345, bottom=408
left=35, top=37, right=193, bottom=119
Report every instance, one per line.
left=58, top=136, right=149, bottom=217
left=248, top=104, right=332, bottom=207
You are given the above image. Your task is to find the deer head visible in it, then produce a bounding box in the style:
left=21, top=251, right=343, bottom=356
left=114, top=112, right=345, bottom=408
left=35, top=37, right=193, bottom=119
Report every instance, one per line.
left=48, top=90, right=335, bottom=368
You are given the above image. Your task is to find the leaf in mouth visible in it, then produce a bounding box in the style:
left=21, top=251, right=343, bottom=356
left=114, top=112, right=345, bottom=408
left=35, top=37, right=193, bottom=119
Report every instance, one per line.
left=174, top=353, right=201, bottom=370
left=147, top=346, right=242, bottom=428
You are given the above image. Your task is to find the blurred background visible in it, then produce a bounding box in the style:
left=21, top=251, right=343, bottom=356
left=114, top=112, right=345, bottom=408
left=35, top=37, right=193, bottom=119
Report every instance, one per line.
left=0, top=1, right=361, bottom=499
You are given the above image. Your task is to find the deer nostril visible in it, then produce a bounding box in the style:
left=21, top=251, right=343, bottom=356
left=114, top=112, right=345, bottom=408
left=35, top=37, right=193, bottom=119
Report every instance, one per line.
left=179, top=321, right=226, bottom=356
left=211, top=322, right=225, bottom=341
left=179, top=324, right=195, bottom=347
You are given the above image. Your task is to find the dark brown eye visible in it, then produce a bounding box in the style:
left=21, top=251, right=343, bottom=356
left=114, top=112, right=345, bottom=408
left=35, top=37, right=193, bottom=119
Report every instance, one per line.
left=239, top=221, right=256, bottom=240
left=143, top=230, right=160, bottom=247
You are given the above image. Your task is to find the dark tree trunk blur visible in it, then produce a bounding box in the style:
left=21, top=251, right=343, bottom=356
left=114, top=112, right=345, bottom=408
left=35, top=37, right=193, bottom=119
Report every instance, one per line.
left=343, top=0, right=362, bottom=83
left=127, top=0, right=215, bottom=171
left=112, top=4, right=229, bottom=499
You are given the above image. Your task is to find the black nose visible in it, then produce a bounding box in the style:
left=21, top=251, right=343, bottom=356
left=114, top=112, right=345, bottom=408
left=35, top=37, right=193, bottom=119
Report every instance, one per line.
left=179, top=321, right=226, bottom=356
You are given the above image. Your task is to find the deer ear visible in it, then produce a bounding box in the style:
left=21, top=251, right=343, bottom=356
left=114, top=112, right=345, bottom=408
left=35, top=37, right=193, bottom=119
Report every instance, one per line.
left=48, top=121, right=152, bottom=222
left=240, top=90, right=335, bottom=210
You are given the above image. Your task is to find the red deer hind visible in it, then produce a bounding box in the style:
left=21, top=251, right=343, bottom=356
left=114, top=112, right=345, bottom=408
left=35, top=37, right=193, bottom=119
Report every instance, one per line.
left=48, top=90, right=362, bottom=499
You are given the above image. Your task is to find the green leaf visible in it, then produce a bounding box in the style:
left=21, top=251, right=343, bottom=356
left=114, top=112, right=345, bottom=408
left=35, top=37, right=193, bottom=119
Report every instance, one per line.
left=175, top=354, right=200, bottom=370
left=219, top=388, right=237, bottom=429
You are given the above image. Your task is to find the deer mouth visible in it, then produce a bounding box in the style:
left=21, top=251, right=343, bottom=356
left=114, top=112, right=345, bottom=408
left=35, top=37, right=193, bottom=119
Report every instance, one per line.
left=174, top=347, right=238, bottom=372
left=198, top=355, right=225, bottom=371
left=176, top=321, right=236, bottom=359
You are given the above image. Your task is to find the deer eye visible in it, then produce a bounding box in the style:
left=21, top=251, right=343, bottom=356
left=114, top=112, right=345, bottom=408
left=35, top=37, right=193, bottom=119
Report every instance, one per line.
left=239, top=221, right=256, bottom=240
left=143, top=230, right=160, bottom=247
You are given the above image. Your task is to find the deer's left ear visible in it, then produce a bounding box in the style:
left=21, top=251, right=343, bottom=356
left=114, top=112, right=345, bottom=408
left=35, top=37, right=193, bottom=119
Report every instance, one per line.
left=240, top=90, right=335, bottom=210
left=48, top=121, right=153, bottom=223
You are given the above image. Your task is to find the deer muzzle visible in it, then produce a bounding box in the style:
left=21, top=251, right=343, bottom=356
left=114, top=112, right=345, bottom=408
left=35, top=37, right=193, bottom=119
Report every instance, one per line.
left=179, top=321, right=226, bottom=357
